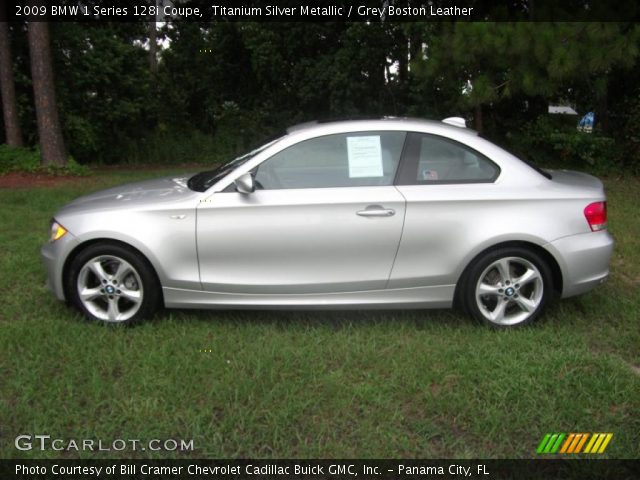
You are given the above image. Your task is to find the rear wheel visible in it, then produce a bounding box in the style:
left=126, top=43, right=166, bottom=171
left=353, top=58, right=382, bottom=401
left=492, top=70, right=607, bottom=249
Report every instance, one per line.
left=462, top=247, right=552, bottom=327
left=68, top=243, right=160, bottom=325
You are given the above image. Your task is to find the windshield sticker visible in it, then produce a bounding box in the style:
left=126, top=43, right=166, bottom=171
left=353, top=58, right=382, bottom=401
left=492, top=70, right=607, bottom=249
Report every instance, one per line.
left=347, top=136, right=383, bottom=177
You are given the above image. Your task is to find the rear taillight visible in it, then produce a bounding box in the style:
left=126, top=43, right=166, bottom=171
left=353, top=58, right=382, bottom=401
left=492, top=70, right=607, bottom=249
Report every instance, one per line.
left=584, top=201, right=607, bottom=231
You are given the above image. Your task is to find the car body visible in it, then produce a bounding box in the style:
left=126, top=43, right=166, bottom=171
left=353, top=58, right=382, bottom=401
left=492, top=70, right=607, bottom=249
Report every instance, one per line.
left=41, top=117, right=614, bottom=327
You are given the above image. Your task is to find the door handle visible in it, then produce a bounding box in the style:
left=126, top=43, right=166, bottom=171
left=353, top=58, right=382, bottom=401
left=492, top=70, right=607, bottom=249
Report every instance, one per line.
left=356, top=205, right=395, bottom=217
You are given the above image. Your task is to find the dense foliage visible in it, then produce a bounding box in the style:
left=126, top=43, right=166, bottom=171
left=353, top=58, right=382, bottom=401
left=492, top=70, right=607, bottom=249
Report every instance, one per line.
left=0, top=144, right=88, bottom=175
left=2, top=21, right=640, bottom=172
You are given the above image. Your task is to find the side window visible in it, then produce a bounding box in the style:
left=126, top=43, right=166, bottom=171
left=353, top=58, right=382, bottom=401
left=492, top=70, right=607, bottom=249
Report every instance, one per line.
left=254, top=131, right=406, bottom=189
left=397, top=133, right=499, bottom=184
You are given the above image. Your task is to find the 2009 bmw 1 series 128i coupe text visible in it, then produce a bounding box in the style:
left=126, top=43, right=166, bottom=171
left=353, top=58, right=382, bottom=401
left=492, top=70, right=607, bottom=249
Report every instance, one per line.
left=41, top=117, right=613, bottom=327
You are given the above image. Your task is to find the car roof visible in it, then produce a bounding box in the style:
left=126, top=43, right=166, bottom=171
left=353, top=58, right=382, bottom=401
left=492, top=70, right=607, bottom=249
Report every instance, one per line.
left=286, top=117, right=479, bottom=139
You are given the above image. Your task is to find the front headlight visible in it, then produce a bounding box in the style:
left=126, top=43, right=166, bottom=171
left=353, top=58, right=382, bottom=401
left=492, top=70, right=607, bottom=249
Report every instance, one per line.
left=50, top=220, right=68, bottom=242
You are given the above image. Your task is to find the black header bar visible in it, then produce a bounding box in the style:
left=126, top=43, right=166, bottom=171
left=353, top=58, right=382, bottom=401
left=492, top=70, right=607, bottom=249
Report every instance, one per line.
left=4, top=0, right=640, bottom=22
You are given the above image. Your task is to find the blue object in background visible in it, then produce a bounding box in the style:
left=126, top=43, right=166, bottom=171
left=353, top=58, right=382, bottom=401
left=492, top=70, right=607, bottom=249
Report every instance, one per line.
left=578, top=112, right=595, bottom=132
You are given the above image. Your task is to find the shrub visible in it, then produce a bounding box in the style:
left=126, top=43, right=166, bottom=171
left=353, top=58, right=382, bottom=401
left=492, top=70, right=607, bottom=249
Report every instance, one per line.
left=0, top=145, right=90, bottom=176
left=506, top=115, right=622, bottom=174
left=619, top=96, right=640, bottom=174
left=548, top=131, right=620, bottom=174
left=116, top=129, right=227, bottom=166
left=114, top=107, right=275, bottom=166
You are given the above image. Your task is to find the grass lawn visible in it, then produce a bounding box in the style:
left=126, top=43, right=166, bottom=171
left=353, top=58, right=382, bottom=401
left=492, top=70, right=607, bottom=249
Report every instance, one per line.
left=0, top=168, right=638, bottom=459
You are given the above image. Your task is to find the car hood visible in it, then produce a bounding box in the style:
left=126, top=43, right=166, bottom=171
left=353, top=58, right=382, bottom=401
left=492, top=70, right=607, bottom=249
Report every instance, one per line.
left=58, top=175, right=200, bottom=215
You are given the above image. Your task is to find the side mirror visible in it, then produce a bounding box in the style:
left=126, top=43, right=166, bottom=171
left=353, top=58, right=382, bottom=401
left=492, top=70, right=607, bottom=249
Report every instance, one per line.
left=234, top=173, right=255, bottom=194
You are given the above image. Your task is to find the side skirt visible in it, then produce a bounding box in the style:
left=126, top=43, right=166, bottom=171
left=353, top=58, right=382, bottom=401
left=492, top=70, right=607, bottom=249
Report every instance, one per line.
left=162, top=285, right=455, bottom=310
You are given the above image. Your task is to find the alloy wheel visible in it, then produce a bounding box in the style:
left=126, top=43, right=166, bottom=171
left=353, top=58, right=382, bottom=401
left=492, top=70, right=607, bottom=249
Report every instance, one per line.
left=474, top=256, right=544, bottom=326
left=76, top=255, right=144, bottom=322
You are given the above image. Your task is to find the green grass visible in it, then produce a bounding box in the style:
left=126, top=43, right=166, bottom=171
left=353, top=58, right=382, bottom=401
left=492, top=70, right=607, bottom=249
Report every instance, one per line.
left=0, top=169, right=639, bottom=459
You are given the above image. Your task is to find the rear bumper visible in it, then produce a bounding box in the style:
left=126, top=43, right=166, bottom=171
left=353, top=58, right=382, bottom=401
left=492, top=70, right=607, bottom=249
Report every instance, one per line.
left=546, top=230, right=614, bottom=298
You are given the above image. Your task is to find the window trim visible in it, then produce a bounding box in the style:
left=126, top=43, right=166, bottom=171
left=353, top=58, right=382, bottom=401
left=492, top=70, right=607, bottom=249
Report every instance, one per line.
left=394, top=132, right=501, bottom=186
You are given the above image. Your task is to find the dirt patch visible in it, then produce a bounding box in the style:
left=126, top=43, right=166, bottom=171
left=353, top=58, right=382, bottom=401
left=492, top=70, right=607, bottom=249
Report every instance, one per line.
left=0, top=172, right=93, bottom=189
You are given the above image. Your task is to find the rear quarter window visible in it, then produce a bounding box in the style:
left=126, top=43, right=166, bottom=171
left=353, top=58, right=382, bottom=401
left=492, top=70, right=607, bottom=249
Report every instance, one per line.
left=396, top=133, right=500, bottom=185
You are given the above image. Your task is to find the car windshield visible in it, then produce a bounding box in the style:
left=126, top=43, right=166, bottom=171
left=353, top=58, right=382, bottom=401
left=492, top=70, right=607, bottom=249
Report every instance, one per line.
left=187, top=137, right=283, bottom=192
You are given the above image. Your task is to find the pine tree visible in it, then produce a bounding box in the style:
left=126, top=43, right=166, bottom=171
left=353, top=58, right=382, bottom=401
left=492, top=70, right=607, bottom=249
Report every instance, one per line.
left=28, top=19, right=67, bottom=166
left=0, top=21, right=23, bottom=146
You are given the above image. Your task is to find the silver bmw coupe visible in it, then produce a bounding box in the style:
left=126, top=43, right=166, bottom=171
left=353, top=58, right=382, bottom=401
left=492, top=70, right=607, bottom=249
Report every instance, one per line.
left=42, top=117, right=613, bottom=327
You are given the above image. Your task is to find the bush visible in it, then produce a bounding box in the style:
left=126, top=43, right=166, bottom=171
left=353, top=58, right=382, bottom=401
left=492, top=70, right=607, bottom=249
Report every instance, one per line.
left=505, top=115, right=560, bottom=166
left=506, top=115, right=622, bottom=174
left=115, top=107, right=276, bottom=166
left=548, top=131, right=620, bottom=174
left=619, top=96, right=640, bottom=174
left=0, top=145, right=89, bottom=176
left=116, top=129, right=228, bottom=166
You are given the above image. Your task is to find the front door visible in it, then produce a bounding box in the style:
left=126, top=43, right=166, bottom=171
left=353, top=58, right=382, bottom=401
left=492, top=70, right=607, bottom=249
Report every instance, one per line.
left=196, top=130, right=407, bottom=294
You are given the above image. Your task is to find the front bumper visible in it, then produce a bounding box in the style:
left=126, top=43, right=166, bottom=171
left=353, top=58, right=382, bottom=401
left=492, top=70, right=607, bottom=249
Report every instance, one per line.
left=41, top=232, right=80, bottom=301
left=546, top=230, right=614, bottom=298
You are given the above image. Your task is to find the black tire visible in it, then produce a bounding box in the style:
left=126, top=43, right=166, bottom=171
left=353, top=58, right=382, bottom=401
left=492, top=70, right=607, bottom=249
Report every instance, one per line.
left=67, top=243, right=160, bottom=325
left=461, top=246, right=553, bottom=328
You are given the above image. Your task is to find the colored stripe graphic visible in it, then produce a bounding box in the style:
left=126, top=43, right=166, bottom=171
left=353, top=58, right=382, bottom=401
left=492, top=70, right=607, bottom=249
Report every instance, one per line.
left=544, top=434, right=559, bottom=453
left=537, top=433, right=565, bottom=454
left=574, top=433, right=589, bottom=453
left=550, top=434, right=565, bottom=453
left=536, top=434, right=552, bottom=454
left=538, top=433, right=613, bottom=454
left=584, top=433, right=614, bottom=454
left=568, top=433, right=585, bottom=453
left=584, top=434, right=598, bottom=453
left=598, top=433, right=614, bottom=453
left=559, top=433, right=575, bottom=453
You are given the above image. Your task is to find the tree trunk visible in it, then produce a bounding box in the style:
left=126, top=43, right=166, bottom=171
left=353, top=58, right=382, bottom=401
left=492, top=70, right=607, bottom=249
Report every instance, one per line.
left=0, top=22, right=23, bottom=146
left=149, top=20, right=157, bottom=73
left=598, top=84, right=609, bottom=133
left=474, top=104, right=483, bottom=133
left=28, top=21, right=66, bottom=166
left=398, top=38, right=408, bottom=85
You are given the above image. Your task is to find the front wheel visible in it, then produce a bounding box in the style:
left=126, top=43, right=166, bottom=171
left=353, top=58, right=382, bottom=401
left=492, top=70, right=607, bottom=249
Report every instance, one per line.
left=67, top=243, right=160, bottom=325
left=462, top=247, right=553, bottom=327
